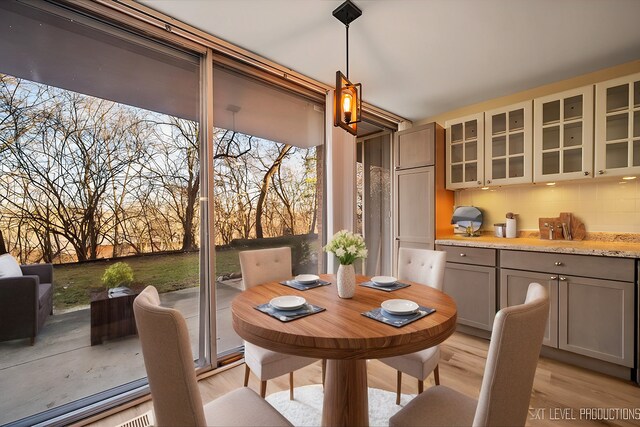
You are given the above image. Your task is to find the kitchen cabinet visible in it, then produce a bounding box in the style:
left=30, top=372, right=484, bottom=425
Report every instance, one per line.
left=437, top=245, right=496, bottom=331
left=500, top=269, right=558, bottom=347
left=533, top=86, right=594, bottom=182
left=395, top=166, right=434, bottom=249
left=394, top=123, right=449, bottom=272
left=500, top=250, right=635, bottom=367
left=395, top=122, right=435, bottom=168
left=484, top=101, right=532, bottom=186
left=445, top=113, right=484, bottom=190
left=595, top=73, right=640, bottom=177
left=558, top=275, right=634, bottom=367
left=595, top=71, right=640, bottom=178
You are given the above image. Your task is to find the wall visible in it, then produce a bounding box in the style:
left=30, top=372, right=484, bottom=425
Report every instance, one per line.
left=416, top=59, right=640, bottom=234
left=456, top=179, right=640, bottom=233
left=417, top=60, right=640, bottom=127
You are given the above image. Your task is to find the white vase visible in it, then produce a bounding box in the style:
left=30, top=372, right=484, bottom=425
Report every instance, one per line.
left=337, top=264, right=356, bottom=298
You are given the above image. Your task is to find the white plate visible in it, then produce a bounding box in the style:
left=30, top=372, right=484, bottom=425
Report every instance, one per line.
left=371, top=276, right=397, bottom=287
left=270, top=295, right=307, bottom=311
left=295, top=274, right=320, bottom=284
left=381, top=299, right=419, bottom=315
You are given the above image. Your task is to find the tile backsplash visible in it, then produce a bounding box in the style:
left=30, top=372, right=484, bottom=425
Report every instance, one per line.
left=454, top=179, right=640, bottom=233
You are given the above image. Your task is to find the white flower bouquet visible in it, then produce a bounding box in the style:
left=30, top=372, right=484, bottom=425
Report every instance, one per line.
left=324, top=230, right=368, bottom=265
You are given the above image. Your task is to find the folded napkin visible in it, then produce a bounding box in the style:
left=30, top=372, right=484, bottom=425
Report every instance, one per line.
left=255, top=303, right=326, bottom=322
left=362, top=306, right=435, bottom=328
left=359, top=281, right=411, bottom=292
left=279, top=279, right=332, bottom=291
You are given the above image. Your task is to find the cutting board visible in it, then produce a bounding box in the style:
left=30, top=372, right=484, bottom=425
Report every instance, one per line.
left=538, top=213, right=585, bottom=240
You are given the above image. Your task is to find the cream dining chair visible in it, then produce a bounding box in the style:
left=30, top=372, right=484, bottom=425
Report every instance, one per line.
left=133, top=286, right=292, bottom=427
left=379, top=247, right=447, bottom=404
left=390, top=282, right=549, bottom=427
left=239, top=247, right=319, bottom=399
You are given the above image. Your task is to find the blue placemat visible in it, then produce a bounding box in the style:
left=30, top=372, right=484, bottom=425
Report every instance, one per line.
left=362, top=306, right=435, bottom=328
left=279, top=279, right=332, bottom=291
left=360, top=281, right=411, bottom=292
left=255, top=303, right=326, bottom=322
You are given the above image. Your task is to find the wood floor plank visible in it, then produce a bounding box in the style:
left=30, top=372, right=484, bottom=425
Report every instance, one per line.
left=84, top=332, right=640, bottom=427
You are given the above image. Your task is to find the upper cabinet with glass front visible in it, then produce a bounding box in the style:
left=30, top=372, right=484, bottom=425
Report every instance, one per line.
left=595, top=72, right=640, bottom=178
left=533, top=86, right=594, bottom=182
left=445, top=113, right=484, bottom=190
left=484, top=101, right=532, bottom=186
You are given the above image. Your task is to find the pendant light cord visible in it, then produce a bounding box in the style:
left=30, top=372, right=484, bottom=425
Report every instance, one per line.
left=345, top=23, right=349, bottom=79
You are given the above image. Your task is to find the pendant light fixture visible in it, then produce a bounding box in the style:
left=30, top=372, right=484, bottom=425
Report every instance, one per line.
left=333, top=0, right=362, bottom=136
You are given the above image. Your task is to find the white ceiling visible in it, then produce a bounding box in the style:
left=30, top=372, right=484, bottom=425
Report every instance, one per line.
left=140, top=0, right=640, bottom=123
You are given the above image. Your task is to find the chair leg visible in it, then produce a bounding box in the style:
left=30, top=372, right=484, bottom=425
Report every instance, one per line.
left=30, top=336, right=35, bottom=346
left=434, top=364, right=440, bottom=385
left=260, top=380, right=267, bottom=398
left=418, top=379, right=424, bottom=394
left=243, top=365, right=250, bottom=387
left=396, top=371, right=402, bottom=405
left=289, top=372, right=294, bottom=400
left=322, top=359, right=326, bottom=387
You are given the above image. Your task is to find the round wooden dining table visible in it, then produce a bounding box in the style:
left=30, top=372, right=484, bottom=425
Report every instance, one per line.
left=231, top=274, right=457, bottom=427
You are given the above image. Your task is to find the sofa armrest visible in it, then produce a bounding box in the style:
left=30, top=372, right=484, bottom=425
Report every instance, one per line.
left=20, top=263, right=53, bottom=284
left=0, top=275, right=39, bottom=315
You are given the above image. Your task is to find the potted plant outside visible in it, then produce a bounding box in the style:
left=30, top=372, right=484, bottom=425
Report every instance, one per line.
left=102, top=262, right=135, bottom=298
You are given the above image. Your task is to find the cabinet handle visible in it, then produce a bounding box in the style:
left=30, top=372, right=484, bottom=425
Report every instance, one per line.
left=559, top=276, right=567, bottom=281
left=550, top=275, right=558, bottom=280
left=487, top=180, right=491, bottom=184
left=477, top=181, right=481, bottom=185
left=598, top=170, right=605, bottom=175
left=554, top=261, right=563, bottom=266
left=584, top=171, right=589, bottom=176
left=459, top=253, right=466, bottom=257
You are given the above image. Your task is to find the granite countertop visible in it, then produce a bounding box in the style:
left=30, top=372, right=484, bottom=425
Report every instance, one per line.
left=435, top=234, right=640, bottom=259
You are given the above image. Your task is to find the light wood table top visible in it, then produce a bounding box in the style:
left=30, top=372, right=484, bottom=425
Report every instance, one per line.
left=231, top=274, right=458, bottom=427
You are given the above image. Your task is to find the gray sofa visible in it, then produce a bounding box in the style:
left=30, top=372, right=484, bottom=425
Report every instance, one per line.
left=0, top=263, right=53, bottom=345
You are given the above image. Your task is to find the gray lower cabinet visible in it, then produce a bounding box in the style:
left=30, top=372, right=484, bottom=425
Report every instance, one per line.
left=500, top=250, right=635, bottom=368
left=438, top=245, right=496, bottom=331
left=558, top=276, right=634, bottom=367
left=500, top=269, right=558, bottom=347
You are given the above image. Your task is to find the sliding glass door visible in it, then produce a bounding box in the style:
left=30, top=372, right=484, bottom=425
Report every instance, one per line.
left=212, top=66, right=326, bottom=356
left=0, top=1, right=205, bottom=424
left=0, top=1, right=329, bottom=425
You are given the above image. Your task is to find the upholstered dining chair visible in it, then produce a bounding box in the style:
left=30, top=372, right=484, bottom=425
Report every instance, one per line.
left=389, top=282, right=549, bottom=427
left=379, top=247, right=447, bottom=404
left=239, top=247, right=319, bottom=399
left=133, top=286, right=292, bottom=427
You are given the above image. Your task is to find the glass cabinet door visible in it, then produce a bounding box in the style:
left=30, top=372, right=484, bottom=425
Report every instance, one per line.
left=595, top=72, right=640, bottom=178
left=446, top=113, right=484, bottom=190
left=484, top=101, right=532, bottom=186
left=534, top=86, right=594, bottom=182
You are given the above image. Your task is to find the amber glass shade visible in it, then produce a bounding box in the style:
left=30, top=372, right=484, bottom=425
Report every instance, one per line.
left=334, top=70, right=361, bottom=135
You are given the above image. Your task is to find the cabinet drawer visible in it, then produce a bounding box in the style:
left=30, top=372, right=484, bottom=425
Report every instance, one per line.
left=437, top=245, right=496, bottom=266
left=500, top=250, right=634, bottom=282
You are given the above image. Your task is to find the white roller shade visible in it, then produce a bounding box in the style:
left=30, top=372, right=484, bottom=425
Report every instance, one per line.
left=0, top=0, right=199, bottom=120
left=213, top=67, right=324, bottom=148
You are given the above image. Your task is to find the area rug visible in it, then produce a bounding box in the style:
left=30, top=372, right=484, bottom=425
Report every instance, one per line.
left=265, top=384, right=415, bottom=427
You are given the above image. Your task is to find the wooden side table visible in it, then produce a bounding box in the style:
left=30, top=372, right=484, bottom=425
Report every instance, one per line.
left=90, top=288, right=141, bottom=345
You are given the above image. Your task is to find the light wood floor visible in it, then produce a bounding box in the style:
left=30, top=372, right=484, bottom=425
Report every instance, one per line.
left=84, top=332, right=640, bottom=427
